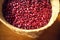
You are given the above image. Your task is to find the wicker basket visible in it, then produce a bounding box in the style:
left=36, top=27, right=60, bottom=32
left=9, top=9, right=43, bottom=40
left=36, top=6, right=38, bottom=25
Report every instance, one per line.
left=0, top=0, right=59, bottom=38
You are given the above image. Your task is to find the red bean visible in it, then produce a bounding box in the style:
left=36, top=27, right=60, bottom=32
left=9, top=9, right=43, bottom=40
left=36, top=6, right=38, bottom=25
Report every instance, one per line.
left=3, top=0, right=52, bottom=30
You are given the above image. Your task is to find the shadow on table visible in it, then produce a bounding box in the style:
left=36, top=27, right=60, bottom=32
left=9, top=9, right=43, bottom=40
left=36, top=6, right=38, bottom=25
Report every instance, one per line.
left=36, top=19, right=60, bottom=40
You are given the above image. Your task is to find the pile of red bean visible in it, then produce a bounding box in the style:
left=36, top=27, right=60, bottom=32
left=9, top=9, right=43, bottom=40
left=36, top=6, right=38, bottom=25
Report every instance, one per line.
left=3, top=0, right=52, bottom=30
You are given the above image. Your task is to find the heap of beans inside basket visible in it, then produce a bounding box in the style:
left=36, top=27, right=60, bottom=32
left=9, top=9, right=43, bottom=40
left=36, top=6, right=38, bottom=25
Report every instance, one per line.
left=2, top=0, right=52, bottom=30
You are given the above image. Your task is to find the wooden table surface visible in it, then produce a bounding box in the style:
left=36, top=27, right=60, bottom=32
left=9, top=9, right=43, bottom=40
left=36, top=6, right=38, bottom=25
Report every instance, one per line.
left=0, top=13, right=60, bottom=40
